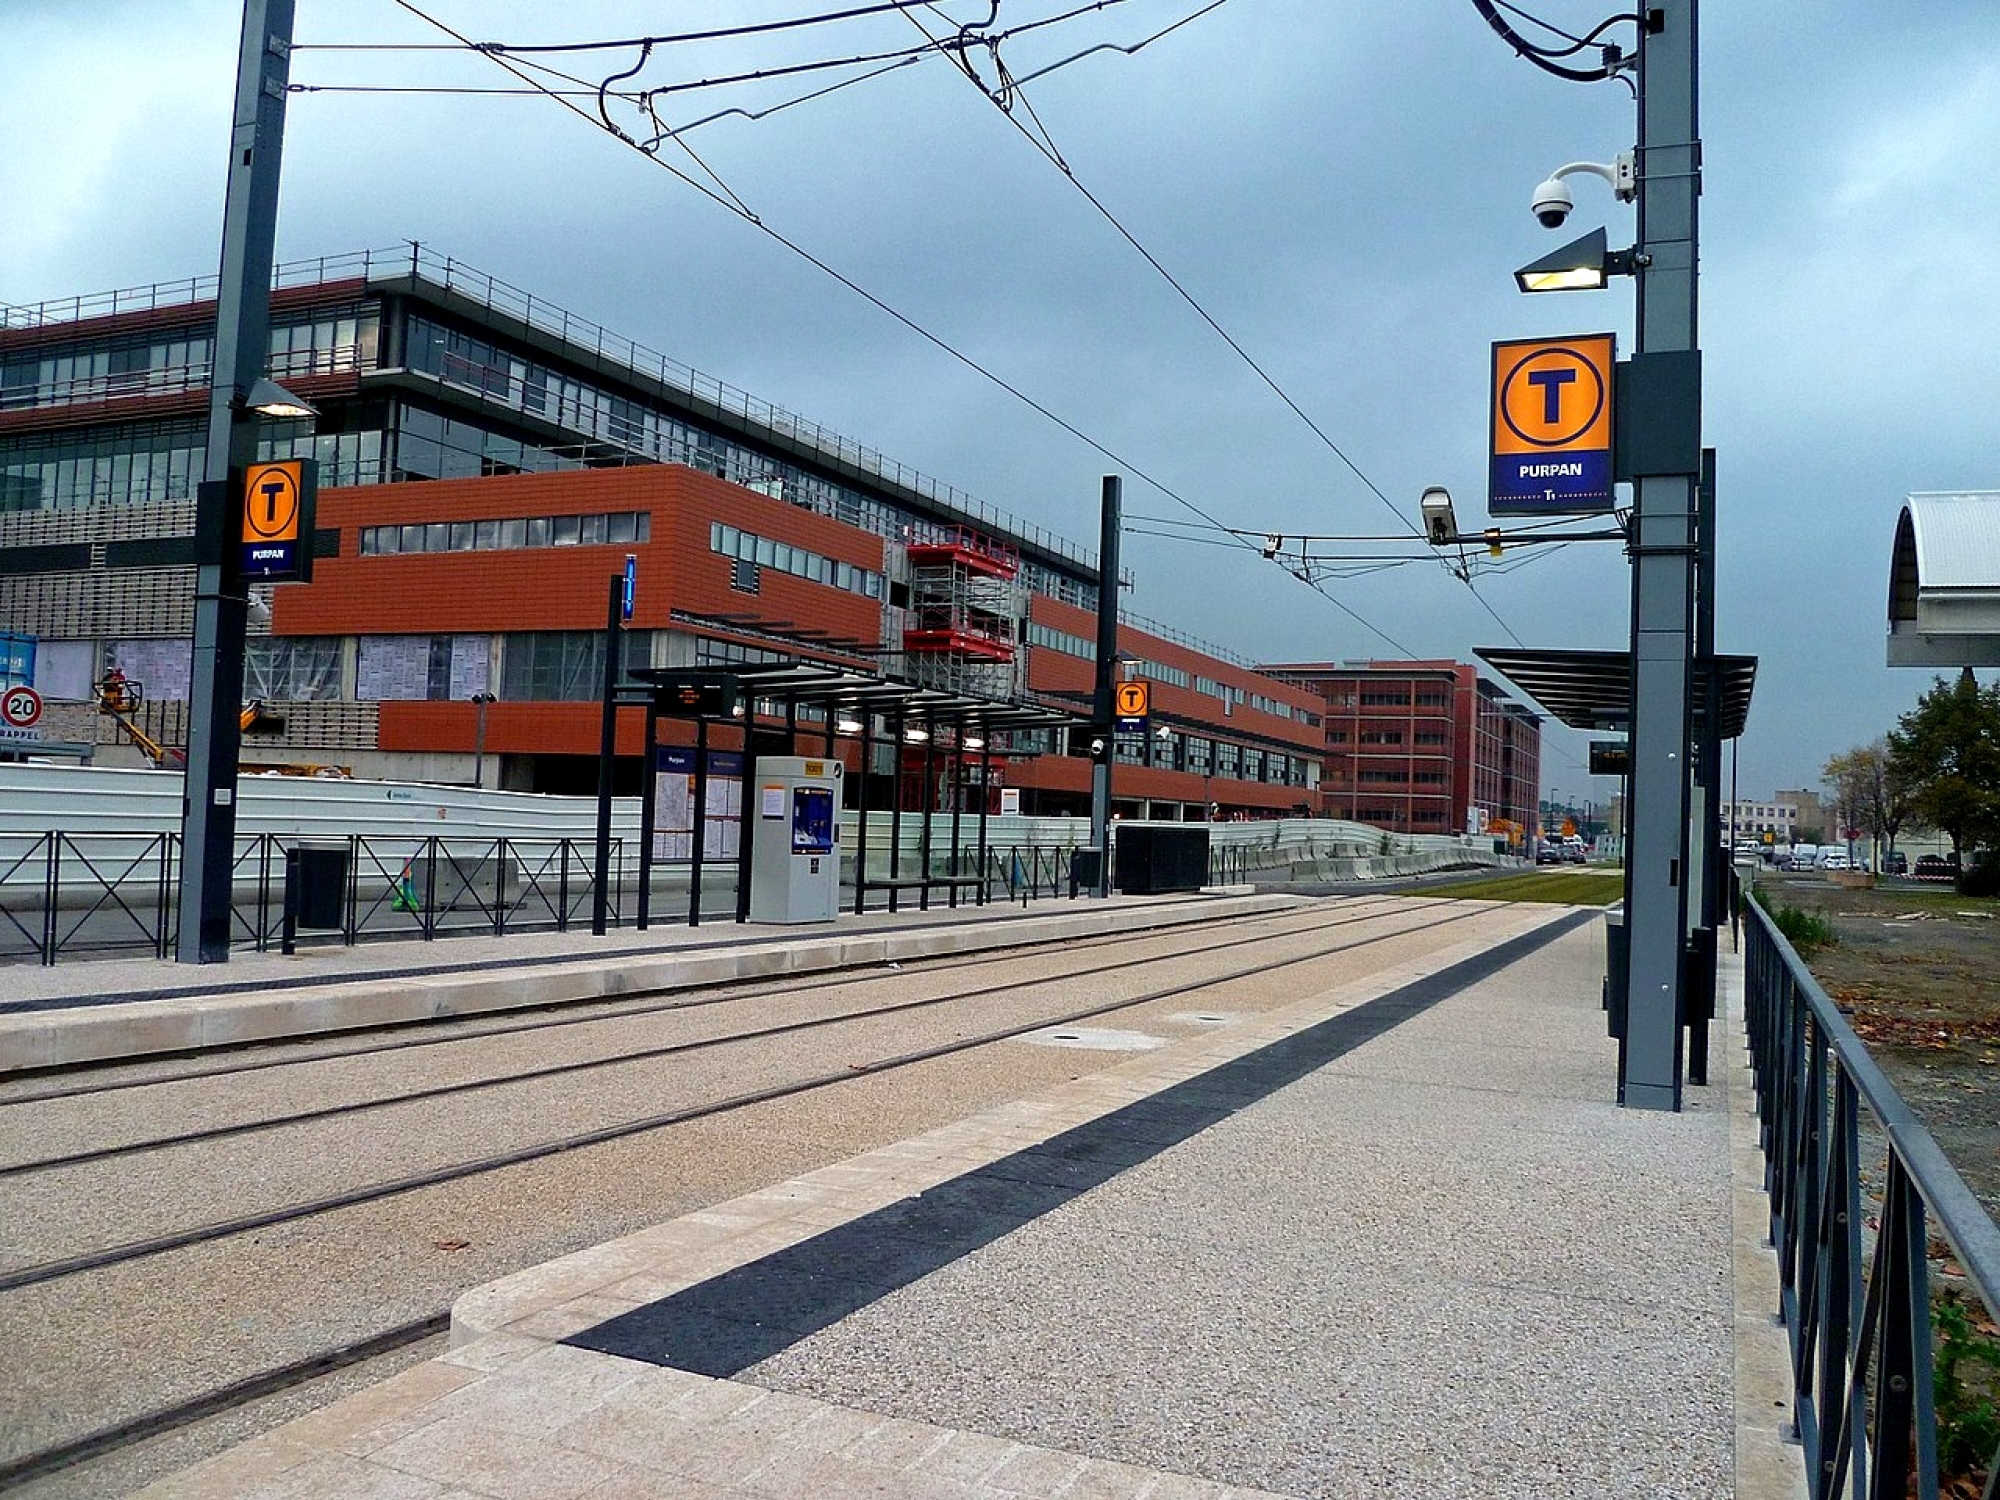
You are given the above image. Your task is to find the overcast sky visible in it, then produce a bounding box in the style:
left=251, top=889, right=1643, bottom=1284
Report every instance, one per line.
left=6, top=1, right=1996, bottom=807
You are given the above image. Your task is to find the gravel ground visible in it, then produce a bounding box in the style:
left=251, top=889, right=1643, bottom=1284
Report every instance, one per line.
left=1756, top=871, right=2000, bottom=1225
left=746, top=923, right=1737, bottom=1500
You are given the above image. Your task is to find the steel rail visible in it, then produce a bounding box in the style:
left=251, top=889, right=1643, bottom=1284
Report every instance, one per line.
left=0, top=898, right=1407, bottom=1170
left=0, top=898, right=1341, bottom=1104
left=0, top=900, right=1523, bottom=1294
left=0, top=1315, right=448, bottom=1491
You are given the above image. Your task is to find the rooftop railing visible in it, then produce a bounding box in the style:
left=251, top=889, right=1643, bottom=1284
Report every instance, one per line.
left=2, top=246, right=1101, bottom=575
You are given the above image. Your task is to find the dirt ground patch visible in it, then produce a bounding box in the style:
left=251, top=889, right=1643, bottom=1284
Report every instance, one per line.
left=1757, top=870, right=2000, bottom=1226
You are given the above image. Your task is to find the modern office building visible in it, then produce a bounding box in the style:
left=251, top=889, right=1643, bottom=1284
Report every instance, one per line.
left=1, top=247, right=1324, bottom=816
left=1263, top=659, right=1542, bottom=837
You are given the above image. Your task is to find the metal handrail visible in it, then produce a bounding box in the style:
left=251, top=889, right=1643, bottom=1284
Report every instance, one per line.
left=1742, top=896, right=2000, bottom=1500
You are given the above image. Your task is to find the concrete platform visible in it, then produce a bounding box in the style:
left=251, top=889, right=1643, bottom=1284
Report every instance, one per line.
left=128, top=908, right=1806, bottom=1500
left=0, top=891, right=1304, bottom=1074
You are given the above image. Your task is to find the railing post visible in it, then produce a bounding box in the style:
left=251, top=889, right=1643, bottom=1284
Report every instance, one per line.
left=159, top=832, right=178, bottom=959
left=422, top=836, right=439, bottom=941
left=41, top=832, right=58, bottom=967
left=496, top=838, right=510, bottom=937
left=558, top=840, right=571, bottom=931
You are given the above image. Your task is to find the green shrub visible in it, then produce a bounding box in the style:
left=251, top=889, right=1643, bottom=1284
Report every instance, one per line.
left=1749, top=883, right=1837, bottom=951
left=1935, top=1294, right=2000, bottom=1483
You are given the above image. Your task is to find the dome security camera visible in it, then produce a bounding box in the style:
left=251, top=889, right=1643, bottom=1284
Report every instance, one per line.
left=1531, top=177, right=1574, bottom=229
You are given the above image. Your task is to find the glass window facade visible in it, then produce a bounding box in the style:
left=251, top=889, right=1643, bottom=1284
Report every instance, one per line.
left=245, top=637, right=342, bottom=700
left=361, top=509, right=650, bottom=557
left=708, top=523, right=881, bottom=600
left=500, top=630, right=654, bottom=701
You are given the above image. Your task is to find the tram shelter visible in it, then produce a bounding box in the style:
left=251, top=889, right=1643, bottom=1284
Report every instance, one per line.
left=626, top=663, right=1084, bottom=927
left=1476, top=646, right=1757, bottom=1091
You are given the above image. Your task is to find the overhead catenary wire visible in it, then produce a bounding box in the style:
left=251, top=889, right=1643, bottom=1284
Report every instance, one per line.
left=904, top=7, right=1530, bottom=647
left=296, top=2, right=1003, bottom=54
left=384, top=0, right=1427, bottom=660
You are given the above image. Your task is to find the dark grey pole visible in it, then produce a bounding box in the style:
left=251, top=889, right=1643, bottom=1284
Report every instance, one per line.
left=1090, top=476, right=1121, bottom=898
left=853, top=713, right=872, bottom=915
left=178, top=0, right=295, bottom=964
left=637, top=696, right=658, bottom=930
left=889, top=705, right=907, bottom=910
left=975, top=737, right=993, bottom=903
left=919, top=716, right=936, bottom=885
left=471, top=691, right=493, bottom=788
left=591, top=574, right=620, bottom=936
left=1619, top=0, right=1701, bottom=1111
left=689, top=716, right=709, bottom=927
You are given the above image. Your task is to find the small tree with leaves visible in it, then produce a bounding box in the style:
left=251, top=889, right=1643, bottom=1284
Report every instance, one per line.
left=1823, top=738, right=1914, bottom=869
left=1886, top=669, right=2000, bottom=873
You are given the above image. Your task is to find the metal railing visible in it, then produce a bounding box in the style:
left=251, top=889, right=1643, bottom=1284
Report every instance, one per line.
left=0, top=832, right=623, bottom=966
left=1742, top=897, right=2000, bottom=1500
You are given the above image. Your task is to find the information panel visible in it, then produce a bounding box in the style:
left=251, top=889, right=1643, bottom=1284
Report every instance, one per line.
left=652, top=748, right=744, bottom=861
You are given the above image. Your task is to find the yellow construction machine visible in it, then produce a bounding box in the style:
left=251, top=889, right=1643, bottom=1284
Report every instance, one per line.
left=95, top=673, right=348, bottom=777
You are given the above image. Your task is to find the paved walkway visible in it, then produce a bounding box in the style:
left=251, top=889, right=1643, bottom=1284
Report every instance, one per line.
left=127, top=905, right=1804, bottom=1499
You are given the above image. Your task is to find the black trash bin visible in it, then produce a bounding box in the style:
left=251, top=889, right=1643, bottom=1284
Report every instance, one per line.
left=285, top=841, right=350, bottom=950
left=1068, top=849, right=1102, bottom=897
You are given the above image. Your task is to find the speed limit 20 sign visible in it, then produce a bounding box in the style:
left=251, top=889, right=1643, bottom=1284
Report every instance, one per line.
left=0, top=684, right=45, bottom=741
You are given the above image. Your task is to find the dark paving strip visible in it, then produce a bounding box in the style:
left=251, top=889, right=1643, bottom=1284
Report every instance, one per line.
left=566, top=909, right=1595, bottom=1377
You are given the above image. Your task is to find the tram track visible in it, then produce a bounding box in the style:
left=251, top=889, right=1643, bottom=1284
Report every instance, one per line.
left=0, top=896, right=1554, bottom=1495
left=0, top=897, right=1411, bottom=1176
left=0, top=900, right=1495, bottom=1294
left=0, top=899, right=1347, bottom=1108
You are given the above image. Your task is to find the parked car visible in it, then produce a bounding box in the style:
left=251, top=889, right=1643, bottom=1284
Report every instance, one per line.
left=1883, top=851, right=1908, bottom=876
left=1914, top=854, right=1959, bottom=881
left=1819, top=851, right=1850, bottom=872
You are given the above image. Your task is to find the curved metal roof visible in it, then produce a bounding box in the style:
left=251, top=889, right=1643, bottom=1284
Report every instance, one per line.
left=1888, top=492, right=2000, bottom=667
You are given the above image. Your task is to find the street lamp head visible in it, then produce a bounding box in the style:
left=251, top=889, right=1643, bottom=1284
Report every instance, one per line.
left=1419, top=486, right=1460, bottom=546
left=1513, top=226, right=1648, bottom=294
left=241, top=377, right=318, bottom=419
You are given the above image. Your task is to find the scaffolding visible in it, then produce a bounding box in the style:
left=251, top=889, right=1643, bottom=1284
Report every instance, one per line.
left=900, top=526, right=1026, bottom=702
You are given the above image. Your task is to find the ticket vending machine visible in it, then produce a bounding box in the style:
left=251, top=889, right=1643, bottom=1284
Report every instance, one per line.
left=747, top=756, right=843, bottom=924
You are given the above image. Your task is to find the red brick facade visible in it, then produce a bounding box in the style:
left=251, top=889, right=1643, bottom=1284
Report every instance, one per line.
left=1266, top=661, right=1541, bottom=836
